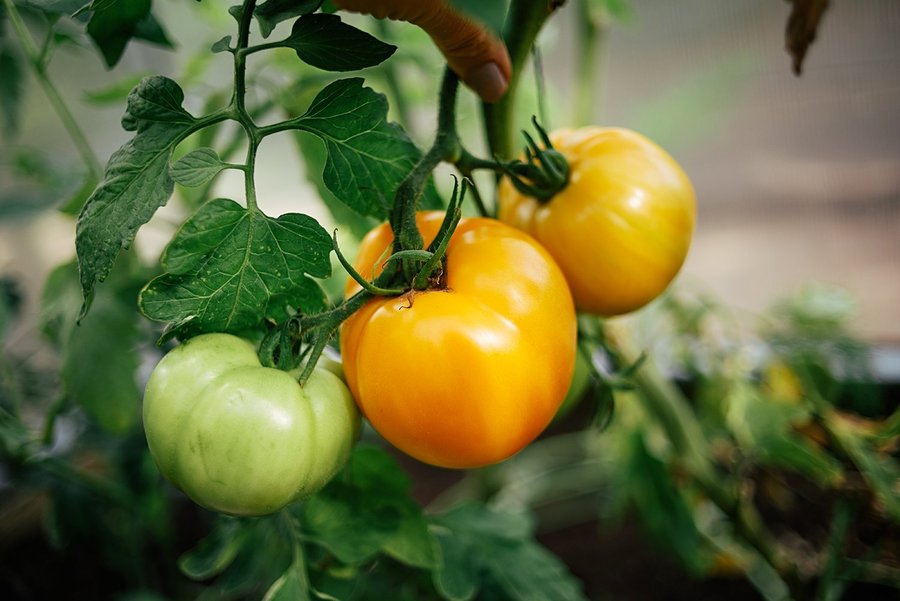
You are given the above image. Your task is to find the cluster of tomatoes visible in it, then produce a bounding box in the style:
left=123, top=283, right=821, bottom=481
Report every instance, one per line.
left=142, top=128, right=696, bottom=516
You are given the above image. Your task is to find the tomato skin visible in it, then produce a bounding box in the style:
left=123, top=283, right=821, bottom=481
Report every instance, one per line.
left=143, top=333, right=360, bottom=516
left=340, top=213, right=577, bottom=469
left=498, top=127, right=696, bottom=316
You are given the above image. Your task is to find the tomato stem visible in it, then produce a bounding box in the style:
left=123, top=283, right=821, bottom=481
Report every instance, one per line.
left=482, top=1, right=564, bottom=160
left=413, top=178, right=465, bottom=290
left=332, top=230, right=406, bottom=297
left=389, top=67, right=462, bottom=262
left=2, top=0, right=103, bottom=180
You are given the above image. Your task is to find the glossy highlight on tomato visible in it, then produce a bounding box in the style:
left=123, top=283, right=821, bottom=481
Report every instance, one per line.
left=340, top=213, right=577, bottom=469
left=499, top=127, right=697, bottom=316
left=142, top=333, right=360, bottom=516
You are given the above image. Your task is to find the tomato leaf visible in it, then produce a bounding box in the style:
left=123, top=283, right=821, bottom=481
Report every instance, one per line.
left=262, top=565, right=311, bottom=601
left=169, top=148, right=226, bottom=187
left=254, top=0, right=322, bottom=38
left=42, top=260, right=142, bottom=433
left=303, top=446, right=435, bottom=567
left=76, top=75, right=196, bottom=313
left=132, top=11, right=174, bottom=49
left=179, top=517, right=249, bottom=580
left=139, top=198, right=331, bottom=334
left=294, top=78, right=428, bottom=219
left=85, top=0, right=152, bottom=67
left=431, top=504, right=588, bottom=601
left=283, top=13, right=396, bottom=72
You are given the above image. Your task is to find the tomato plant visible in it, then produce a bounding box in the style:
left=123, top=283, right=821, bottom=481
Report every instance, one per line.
left=340, top=212, right=577, bottom=468
left=498, top=127, right=697, bottom=316
left=6, top=1, right=893, bottom=601
left=143, top=333, right=360, bottom=516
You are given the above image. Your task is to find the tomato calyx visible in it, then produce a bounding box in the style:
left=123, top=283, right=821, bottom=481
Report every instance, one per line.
left=499, top=117, right=570, bottom=202
left=335, top=176, right=466, bottom=298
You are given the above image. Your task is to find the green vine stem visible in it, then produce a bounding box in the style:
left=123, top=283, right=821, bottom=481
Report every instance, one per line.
left=389, top=67, right=462, bottom=258
left=3, top=0, right=103, bottom=179
left=573, top=0, right=609, bottom=126
left=482, top=0, right=565, bottom=160
left=232, top=0, right=262, bottom=210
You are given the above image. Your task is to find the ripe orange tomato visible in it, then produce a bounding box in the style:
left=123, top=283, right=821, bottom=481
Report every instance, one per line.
left=498, top=127, right=696, bottom=316
left=340, top=213, right=577, bottom=468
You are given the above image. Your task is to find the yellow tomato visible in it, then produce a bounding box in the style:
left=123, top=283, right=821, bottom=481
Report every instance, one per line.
left=340, top=213, right=577, bottom=468
left=499, top=127, right=696, bottom=316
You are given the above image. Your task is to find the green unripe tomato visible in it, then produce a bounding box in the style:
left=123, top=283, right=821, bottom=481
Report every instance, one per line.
left=143, top=333, right=360, bottom=516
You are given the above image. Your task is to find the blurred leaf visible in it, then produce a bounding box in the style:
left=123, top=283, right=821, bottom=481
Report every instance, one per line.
left=830, top=416, right=900, bottom=523
left=761, top=436, right=843, bottom=487
left=772, top=283, right=857, bottom=331
left=0, top=39, right=23, bottom=136
left=785, top=0, right=830, bottom=74
left=169, top=147, right=226, bottom=187
left=254, top=0, right=322, bottom=38
left=76, top=75, right=196, bottom=312
left=40, top=258, right=145, bottom=432
left=139, top=198, right=331, bottom=335
left=23, top=0, right=91, bottom=14
left=431, top=504, right=587, bottom=601
left=303, top=446, right=435, bottom=567
left=61, top=269, right=141, bottom=433
left=132, top=11, right=173, bottom=49
left=86, top=0, right=152, bottom=67
left=284, top=13, right=396, bottom=72
left=179, top=517, right=248, bottom=580
left=586, top=0, right=632, bottom=22
left=39, top=261, right=84, bottom=346
left=262, top=565, right=311, bottom=601
left=727, top=380, right=843, bottom=486
left=447, top=0, right=509, bottom=35
left=84, top=72, right=153, bottom=105
left=0, top=147, right=93, bottom=218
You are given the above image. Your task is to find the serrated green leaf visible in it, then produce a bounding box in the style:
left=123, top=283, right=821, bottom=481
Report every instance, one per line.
left=0, top=42, right=23, bottom=135
left=431, top=504, right=587, bottom=601
left=169, top=147, right=226, bottom=187
left=179, top=518, right=248, bottom=580
left=295, top=78, right=426, bottom=218
left=263, top=566, right=312, bottom=601
left=76, top=76, right=196, bottom=310
left=139, top=198, right=331, bottom=333
left=254, top=0, right=322, bottom=38
left=302, top=446, right=428, bottom=566
left=86, top=0, right=151, bottom=67
left=284, top=13, right=395, bottom=72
